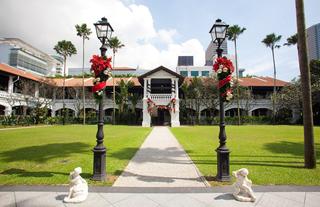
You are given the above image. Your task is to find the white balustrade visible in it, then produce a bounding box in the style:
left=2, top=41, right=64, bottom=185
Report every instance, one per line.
left=149, top=93, right=172, bottom=105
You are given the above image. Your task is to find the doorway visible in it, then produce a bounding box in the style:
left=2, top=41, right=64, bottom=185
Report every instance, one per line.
left=151, top=108, right=171, bottom=126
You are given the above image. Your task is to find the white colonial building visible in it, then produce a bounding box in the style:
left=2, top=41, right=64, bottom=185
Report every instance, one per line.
left=138, top=66, right=184, bottom=127
left=0, top=62, right=295, bottom=126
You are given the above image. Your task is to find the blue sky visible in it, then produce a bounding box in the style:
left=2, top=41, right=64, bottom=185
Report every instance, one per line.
left=128, top=0, right=320, bottom=80
left=0, top=0, right=319, bottom=81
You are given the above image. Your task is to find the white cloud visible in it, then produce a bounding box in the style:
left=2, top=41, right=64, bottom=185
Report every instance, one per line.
left=0, top=0, right=205, bottom=71
left=242, top=46, right=299, bottom=81
left=157, top=29, right=177, bottom=45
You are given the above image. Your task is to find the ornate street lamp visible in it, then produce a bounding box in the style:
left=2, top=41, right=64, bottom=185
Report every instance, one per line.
left=92, top=17, right=114, bottom=181
left=209, top=19, right=231, bottom=181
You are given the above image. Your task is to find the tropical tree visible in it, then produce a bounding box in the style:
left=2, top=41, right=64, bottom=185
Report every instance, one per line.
left=54, top=40, right=77, bottom=125
left=227, top=25, right=246, bottom=125
left=295, top=0, right=316, bottom=168
left=115, top=79, right=134, bottom=114
left=284, top=33, right=298, bottom=46
left=107, top=36, right=125, bottom=125
left=262, top=33, right=282, bottom=124
left=75, top=23, right=92, bottom=125
left=181, top=77, right=204, bottom=124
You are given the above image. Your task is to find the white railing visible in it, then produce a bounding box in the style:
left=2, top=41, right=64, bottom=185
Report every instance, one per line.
left=0, top=90, right=8, bottom=98
left=149, top=93, right=172, bottom=105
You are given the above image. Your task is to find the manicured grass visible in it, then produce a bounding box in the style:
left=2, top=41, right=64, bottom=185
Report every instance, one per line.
left=171, top=125, right=320, bottom=186
left=0, top=125, right=151, bottom=185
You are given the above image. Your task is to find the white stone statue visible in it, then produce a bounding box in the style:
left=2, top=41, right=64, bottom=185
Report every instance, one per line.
left=64, top=167, right=88, bottom=203
left=232, top=168, right=256, bottom=202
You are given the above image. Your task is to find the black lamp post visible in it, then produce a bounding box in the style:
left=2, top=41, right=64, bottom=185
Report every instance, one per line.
left=209, top=19, right=231, bottom=182
left=92, top=17, right=114, bottom=181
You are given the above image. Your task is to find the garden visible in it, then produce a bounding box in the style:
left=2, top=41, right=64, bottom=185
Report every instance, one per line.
left=171, top=125, right=320, bottom=186
left=0, top=124, right=319, bottom=186
left=0, top=125, right=151, bottom=185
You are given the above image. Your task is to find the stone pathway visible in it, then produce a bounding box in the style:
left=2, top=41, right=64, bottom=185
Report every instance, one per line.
left=1, top=186, right=320, bottom=207
left=113, top=126, right=208, bottom=187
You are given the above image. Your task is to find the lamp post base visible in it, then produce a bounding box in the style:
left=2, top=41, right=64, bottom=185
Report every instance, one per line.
left=216, top=148, right=231, bottom=182
left=92, top=147, right=106, bottom=181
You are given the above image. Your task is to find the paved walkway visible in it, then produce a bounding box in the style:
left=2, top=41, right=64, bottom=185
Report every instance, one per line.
left=113, top=126, right=208, bottom=187
left=1, top=185, right=320, bottom=207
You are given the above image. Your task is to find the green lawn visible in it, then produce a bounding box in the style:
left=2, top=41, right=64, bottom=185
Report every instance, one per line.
left=0, top=125, right=151, bottom=185
left=171, top=125, right=320, bottom=186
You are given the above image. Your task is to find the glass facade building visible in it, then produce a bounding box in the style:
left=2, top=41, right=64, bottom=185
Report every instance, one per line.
left=9, top=48, right=48, bottom=75
left=307, top=23, right=320, bottom=61
left=205, top=41, right=228, bottom=66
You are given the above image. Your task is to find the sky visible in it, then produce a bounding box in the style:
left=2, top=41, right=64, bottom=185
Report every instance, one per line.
left=0, top=0, right=319, bottom=81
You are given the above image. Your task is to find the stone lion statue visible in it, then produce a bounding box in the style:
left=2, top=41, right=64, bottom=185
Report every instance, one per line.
left=64, top=167, right=88, bottom=203
left=232, top=168, right=256, bottom=202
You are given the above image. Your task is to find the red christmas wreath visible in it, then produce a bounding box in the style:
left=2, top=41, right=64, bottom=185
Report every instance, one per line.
left=90, top=55, right=112, bottom=100
left=213, top=57, right=234, bottom=102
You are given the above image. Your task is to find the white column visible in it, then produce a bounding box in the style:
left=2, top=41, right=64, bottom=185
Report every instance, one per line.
left=143, top=78, right=147, bottom=98
left=171, top=99, right=180, bottom=127
left=146, top=78, right=151, bottom=98
left=142, top=78, right=151, bottom=127
left=8, top=76, right=13, bottom=94
left=175, top=78, right=179, bottom=98
left=171, top=78, right=180, bottom=127
left=171, top=78, right=174, bottom=98
left=5, top=105, right=12, bottom=116
left=35, top=83, right=39, bottom=98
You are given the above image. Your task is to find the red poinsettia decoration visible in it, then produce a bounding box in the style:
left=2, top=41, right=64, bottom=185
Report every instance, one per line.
left=213, top=57, right=235, bottom=102
left=146, top=98, right=174, bottom=113
left=90, top=55, right=112, bottom=100
left=213, top=57, right=234, bottom=73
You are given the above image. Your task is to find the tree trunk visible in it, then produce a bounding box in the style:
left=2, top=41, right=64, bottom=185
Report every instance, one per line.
left=271, top=47, right=276, bottom=125
left=82, top=37, right=86, bottom=125
left=234, top=38, right=241, bottom=125
left=62, top=56, right=66, bottom=125
left=113, top=51, right=116, bottom=125
left=295, top=0, right=316, bottom=168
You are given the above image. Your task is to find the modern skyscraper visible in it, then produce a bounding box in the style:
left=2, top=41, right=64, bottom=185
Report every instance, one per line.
left=0, top=38, right=62, bottom=76
left=307, top=23, right=320, bottom=61
left=205, top=41, right=228, bottom=66
left=177, top=56, right=194, bottom=66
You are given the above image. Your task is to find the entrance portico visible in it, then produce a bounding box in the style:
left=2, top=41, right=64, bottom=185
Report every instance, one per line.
left=138, top=66, right=184, bottom=127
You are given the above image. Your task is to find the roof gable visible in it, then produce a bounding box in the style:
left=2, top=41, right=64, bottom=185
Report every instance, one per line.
left=138, top=66, right=184, bottom=85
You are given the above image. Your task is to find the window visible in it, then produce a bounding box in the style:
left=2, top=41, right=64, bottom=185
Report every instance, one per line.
left=191, top=71, right=199, bottom=77
left=180, top=71, right=188, bottom=77
left=151, top=79, right=171, bottom=94
left=201, top=71, right=209, bottom=77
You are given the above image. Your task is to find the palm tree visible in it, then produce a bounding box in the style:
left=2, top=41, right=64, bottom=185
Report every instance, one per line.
left=284, top=34, right=298, bottom=46
left=75, top=23, right=92, bottom=125
left=227, top=25, right=246, bottom=125
left=262, top=33, right=282, bottom=124
left=107, top=36, right=125, bottom=125
left=115, top=79, right=134, bottom=124
left=295, top=0, right=316, bottom=168
left=54, top=40, right=77, bottom=125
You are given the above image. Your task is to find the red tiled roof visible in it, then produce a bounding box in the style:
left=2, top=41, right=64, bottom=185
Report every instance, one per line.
left=50, top=77, right=141, bottom=87
left=113, top=67, right=136, bottom=71
left=238, top=77, right=288, bottom=87
left=0, top=63, right=288, bottom=88
left=0, top=63, right=45, bottom=82
left=183, top=76, right=288, bottom=87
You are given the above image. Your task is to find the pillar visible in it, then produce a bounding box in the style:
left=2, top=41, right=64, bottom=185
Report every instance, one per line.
left=171, top=98, right=180, bottom=127
left=171, top=78, right=180, bottom=127
left=35, top=83, right=39, bottom=98
left=5, top=105, right=12, bottom=116
left=142, top=78, right=151, bottom=127
left=8, top=76, right=13, bottom=94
